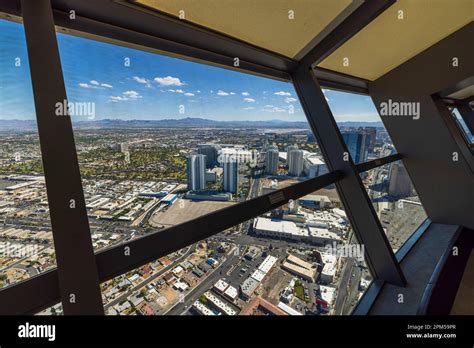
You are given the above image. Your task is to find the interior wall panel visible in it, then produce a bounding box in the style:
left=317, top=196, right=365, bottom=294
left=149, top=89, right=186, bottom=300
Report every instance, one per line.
left=369, top=23, right=474, bottom=229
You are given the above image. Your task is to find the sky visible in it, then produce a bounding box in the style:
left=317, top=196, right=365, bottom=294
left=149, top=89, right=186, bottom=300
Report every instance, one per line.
left=0, top=18, right=381, bottom=123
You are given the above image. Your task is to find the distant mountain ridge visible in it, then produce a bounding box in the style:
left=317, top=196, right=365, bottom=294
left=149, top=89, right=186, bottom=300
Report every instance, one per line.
left=0, top=117, right=384, bottom=130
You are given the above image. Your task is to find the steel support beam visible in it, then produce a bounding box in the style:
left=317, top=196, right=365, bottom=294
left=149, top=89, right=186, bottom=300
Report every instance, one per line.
left=298, top=0, right=395, bottom=68
left=313, top=66, right=369, bottom=95
left=21, top=0, right=104, bottom=315
left=355, top=154, right=403, bottom=173
left=291, top=66, right=405, bottom=286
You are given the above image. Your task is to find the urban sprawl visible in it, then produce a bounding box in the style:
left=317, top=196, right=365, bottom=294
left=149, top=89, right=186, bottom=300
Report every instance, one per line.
left=0, top=125, right=427, bottom=316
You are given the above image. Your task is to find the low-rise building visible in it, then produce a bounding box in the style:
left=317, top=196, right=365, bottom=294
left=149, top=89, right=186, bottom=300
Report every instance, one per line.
left=319, top=285, right=336, bottom=310
left=204, top=291, right=237, bottom=315
left=192, top=300, right=216, bottom=316
left=240, top=277, right=259, bottom=300
left=320, top=252, right=337, bottom=284
left=244, top=246, right=261, bottom=260
left=281, top=254, right=317, bottom=282
left=213, top=279, right=229, bottom=294
left=277, top=301, right=302, bottom=316
left=223, top=285, right=238, bottom=302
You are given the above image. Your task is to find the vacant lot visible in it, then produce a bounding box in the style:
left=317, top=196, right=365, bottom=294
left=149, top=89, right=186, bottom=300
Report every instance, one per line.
left=149, top=198, right=235, bottom=227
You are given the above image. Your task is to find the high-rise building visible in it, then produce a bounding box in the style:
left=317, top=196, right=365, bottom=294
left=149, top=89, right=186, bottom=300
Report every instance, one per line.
left=286, top=145, right=298, bottom=169
left=120, top=143, right=129, bottom=153
left=363, top=127, right=377, bottom=152
left=265, top=145, right=279, bottom=175
left=198, top=144, right=218, bottom=168
left=222, top=156, right=239, bottom=193
left=288, top=149, right=304, bottom=176
left=388, top=163, right=413, bottom=198
left=187, top=154, right=206, bottom=191
left=342, top=131, right=370, bottom=164
left=303, top=154, right=328, bottom=178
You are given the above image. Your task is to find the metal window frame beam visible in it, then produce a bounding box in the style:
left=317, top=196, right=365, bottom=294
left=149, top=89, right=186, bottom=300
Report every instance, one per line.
left=313, top=66, right=369, bottom=95
left=291, top=66, right=405, bottom=286
left=20, top=0, right=104, bottom=315
left=355, top=153, right=403, bottom=173
left=298, top=0, right=396, bottom=69
left=0, top=170, right=342, bottom=315
left=433, top=95, right=474, bottom=173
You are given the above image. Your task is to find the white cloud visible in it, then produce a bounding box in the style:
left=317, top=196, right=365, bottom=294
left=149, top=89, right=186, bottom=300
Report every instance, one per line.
left=274, top=91, right=291, bottom=96
left=175, top=89, right=185, bottom=94
left=263, top=105, right=287, bottom=113
left=109, top=90, right=141, bottom=102
left=168, top=89, right=175, bottom=92
left=243, top=98, right=256, bottom=103
left=154, top=76, right=184, bottom=86
left=285, top=97, right=297, bottom=104
left=133, top=76, right=148, bottom=84
left=184, top=92, right=195, bottom=97
left=132, top=76, right=152, bottom=87
left=196, top=90, right=201, bottom=93
left=230, top=92, right=236, bottom=95
left=217, top=90, right=230, bottom=96
left=109, top=96, right=127, bottom=102
left=123, top=90, right=141, bottom=99
left=79, top=80, right=113, bottom=89
left=242, top=92, right=250, bottom=96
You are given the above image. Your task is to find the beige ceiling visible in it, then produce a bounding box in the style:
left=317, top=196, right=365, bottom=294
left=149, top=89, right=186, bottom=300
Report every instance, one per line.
left=318, top=0, right=474, bottom=81
left=134, top=0, right=354, bottom=58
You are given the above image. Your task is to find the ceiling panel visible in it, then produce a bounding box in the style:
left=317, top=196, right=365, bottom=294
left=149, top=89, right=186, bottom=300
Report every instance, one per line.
left=134, top=0, right=354, bottom=58
left=318, top=0, right=474, bottom=81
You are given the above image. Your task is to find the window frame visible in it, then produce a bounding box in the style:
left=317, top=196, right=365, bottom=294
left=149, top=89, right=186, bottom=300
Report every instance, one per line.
left=0, top=0, right=409, bottom=315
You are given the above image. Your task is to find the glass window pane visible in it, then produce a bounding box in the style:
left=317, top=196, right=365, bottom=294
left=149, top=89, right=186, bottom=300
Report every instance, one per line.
left=0, top=18, right=56, bottom=288
left=360, top=160, right=428, bottom=252
left=55, top=31, right=330, bottom=254
left=450, top=107, right=473, bottom=144
left=322, top=88, right=397, bottom=164
left=93, top=184, right=372, bottom=316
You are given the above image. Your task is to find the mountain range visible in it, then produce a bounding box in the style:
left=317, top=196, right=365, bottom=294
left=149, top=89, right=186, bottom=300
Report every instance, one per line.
left=0, top=117, right=384, bottom=131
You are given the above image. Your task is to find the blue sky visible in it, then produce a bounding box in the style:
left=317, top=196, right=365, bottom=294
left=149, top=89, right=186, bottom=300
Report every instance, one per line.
left=0, top=18, right=380, bottom=123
